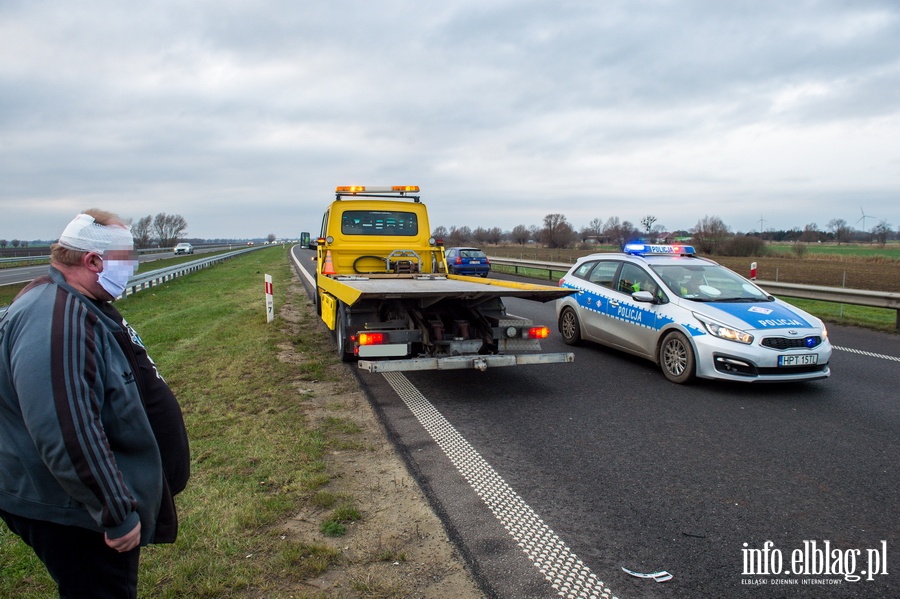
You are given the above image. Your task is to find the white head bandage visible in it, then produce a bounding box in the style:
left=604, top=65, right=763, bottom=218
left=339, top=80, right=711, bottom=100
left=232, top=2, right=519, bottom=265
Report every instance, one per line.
left=58, top=213, right=134, bottom=254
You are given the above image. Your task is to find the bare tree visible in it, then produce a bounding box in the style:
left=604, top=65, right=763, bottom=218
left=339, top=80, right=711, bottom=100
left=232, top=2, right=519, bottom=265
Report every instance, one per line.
left=691, top=215, right=731, bottom=254
left=431, top=226, right=448, bottom=241
left=640, top=215, right=658, bottom=236
left=579, top=218, right=604, bottom=242
left=602, top=217, right=636, bottom=248
left=510, top=225, right=531, bottom=245
left=826, top=218, right=851, bottom=245
left=541, top=214, right=576, bottom=249
left=447, top=226, right=472, bottom=247
left=799, top=222, right=820, bottom=243
left=872, top=220, right=892, bottom=246
left=486, top=227, right=503, bottom=245
left=131, top=215, right=153, bottom=249
left=473, top=227, right=490, bottom=244
left=153, top=213, right=188, bottom=248
left=266, top=233, right=277, bottom=243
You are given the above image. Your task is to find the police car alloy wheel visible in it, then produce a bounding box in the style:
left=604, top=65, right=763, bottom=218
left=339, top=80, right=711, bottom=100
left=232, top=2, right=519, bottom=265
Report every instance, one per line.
left=660, top=330, right=696, bottom=384
left=558, top=307, right=582, bottom=346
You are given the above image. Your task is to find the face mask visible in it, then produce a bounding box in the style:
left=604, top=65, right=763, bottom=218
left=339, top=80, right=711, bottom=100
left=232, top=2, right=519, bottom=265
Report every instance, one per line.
left=97, top=259, right=139, bottom=298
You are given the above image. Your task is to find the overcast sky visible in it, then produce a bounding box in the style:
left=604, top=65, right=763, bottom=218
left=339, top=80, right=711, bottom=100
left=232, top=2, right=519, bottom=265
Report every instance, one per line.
left=2, top=0, right=898, bottom=242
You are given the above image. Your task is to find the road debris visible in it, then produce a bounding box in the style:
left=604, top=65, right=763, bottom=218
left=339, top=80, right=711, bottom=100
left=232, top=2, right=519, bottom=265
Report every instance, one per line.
left=621, top=566, right=673, bottom=583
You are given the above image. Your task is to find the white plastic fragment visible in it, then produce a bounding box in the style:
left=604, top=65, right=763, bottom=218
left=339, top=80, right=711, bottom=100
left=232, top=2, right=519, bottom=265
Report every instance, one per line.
left=621, top=566, right=673, bottom=582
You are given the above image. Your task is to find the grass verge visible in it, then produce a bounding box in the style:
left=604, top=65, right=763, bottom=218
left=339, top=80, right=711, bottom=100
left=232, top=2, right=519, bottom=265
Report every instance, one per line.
left=0, top=246, right=356, bottom=598
left=776, top=297, right=899, bottom=333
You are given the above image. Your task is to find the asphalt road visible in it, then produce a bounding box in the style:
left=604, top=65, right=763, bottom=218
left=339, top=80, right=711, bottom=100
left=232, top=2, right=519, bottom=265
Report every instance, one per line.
left=293, top=248, right=899, bottom=598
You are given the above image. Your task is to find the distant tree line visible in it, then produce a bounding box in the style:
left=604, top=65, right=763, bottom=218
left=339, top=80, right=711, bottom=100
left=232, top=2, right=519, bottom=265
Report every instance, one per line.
left=432, top=214, right=897, bottom=255
left=130, top=213, right=189, bottom=249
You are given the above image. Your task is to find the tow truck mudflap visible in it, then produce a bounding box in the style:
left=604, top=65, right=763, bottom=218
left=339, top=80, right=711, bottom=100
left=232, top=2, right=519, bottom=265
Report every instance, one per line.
left=357, top=352, right=574, bottom=373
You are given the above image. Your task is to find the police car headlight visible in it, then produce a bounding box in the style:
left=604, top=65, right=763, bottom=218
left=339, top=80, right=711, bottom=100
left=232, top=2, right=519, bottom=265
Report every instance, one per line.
left=693, top=313, right=753, bottom=344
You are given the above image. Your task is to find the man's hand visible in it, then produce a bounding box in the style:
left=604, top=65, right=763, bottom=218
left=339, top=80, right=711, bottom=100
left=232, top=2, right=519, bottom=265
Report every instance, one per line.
left=105, top=522, right=141, bottom=552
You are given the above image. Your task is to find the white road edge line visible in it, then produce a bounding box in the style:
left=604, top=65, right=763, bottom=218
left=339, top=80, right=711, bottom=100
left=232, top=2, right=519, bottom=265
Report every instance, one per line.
left=832, top=345, right=900, bottom=362
left=382, top=371, right=620, bottom=599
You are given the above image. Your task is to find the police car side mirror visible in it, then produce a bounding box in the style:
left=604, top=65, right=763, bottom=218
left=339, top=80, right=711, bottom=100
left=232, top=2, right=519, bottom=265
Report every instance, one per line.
left=632, top=291, right=656, bottom=303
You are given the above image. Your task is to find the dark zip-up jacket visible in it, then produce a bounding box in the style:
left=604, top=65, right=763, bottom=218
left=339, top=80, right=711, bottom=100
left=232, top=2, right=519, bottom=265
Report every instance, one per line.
left=0, top=267, right=189, bottom=544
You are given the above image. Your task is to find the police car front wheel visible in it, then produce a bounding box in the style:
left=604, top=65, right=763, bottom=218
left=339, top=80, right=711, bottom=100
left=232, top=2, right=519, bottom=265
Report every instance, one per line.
left=659, top=331, right=695, bottom=384
left=558, top=307, right=582, bottom=346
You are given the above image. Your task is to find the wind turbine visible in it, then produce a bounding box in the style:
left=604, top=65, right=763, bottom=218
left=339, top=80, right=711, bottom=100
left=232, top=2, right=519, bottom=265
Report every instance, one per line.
left=857, top=207, right=875, bottom=231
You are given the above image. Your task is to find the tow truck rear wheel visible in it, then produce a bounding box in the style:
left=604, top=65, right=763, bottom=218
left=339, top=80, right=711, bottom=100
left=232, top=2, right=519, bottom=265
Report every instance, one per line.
left=659, top=331, right=695, bottom=384
left=314, top=274, right=321, bottom=316
left=558, top=307, right=583, bottom=346
left=335, top=304, right=353, bottom=362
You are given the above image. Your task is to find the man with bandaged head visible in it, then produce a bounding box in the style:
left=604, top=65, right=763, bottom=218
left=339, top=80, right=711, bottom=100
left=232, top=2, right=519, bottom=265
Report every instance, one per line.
left=0, top=209, right=190, bottom=598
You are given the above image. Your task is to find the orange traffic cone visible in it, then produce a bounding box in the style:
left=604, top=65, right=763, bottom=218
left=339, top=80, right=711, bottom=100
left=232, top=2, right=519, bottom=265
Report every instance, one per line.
left=322, top=250, right=336, bottom=275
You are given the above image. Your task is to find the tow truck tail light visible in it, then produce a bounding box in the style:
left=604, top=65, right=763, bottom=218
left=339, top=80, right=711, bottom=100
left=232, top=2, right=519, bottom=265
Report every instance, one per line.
left=358, top=332, right=387, bottom=345
left=526, top=326, right=550, bottom=339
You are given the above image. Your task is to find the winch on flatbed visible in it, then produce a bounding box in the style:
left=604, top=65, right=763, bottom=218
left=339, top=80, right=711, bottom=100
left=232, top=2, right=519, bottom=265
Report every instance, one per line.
left=313, top=186, right=574, bottom=372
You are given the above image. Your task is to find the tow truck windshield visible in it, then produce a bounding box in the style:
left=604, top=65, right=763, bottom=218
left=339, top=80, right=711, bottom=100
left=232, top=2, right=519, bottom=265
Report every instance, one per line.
left=340, top=210, right=419, bottom=236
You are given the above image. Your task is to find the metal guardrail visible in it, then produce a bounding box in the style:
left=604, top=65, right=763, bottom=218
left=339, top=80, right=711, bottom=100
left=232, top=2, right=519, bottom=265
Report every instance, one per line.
left=0, top=255, right=49, bottom=264
left=118, top=246, right=265, bottom=298
left=489, top=257, right=900, bottom=329
left=0, top=243, right=247, bottom=265
left=0, top=246, right=268, bottom=315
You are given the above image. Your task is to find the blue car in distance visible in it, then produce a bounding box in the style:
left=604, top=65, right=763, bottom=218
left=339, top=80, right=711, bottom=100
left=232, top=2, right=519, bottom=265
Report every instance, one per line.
left=445, top=247, right=491, bottom=277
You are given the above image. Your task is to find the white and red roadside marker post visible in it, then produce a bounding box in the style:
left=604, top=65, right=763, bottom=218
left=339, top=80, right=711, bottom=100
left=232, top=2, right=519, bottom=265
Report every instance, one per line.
left=264, top=274, right=274, bottom=323
left=750, top=262, right=757, bottom=281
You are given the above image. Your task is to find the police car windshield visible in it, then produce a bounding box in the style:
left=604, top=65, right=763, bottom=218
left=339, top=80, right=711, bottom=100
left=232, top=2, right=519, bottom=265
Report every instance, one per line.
left=650, top=264, right=771, bottom=302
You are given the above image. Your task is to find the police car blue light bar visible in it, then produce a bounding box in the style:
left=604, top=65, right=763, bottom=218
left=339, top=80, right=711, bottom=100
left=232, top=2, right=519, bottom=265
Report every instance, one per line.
left=623, top=242, right=696, bottom=256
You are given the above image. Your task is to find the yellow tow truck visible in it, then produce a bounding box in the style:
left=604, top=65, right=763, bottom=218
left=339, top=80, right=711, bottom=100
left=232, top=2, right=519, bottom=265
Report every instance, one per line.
left=313, top=186, right=575, bottom=372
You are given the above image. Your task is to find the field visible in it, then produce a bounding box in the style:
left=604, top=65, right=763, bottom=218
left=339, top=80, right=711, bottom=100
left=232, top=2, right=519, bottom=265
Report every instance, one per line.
left=487, top=246, right=900, bottom=293
left=713, top=255, right=900, bottom=292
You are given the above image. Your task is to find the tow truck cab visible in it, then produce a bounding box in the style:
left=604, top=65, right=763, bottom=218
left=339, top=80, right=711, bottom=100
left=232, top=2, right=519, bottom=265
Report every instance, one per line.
left=315, top=186, right=445, bottom=277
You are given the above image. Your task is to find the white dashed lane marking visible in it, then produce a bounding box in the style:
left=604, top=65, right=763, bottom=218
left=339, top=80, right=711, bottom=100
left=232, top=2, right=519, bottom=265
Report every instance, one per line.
left=832, top=345, right=900, bottom=362
left=383, top=371, right=619, bottom=599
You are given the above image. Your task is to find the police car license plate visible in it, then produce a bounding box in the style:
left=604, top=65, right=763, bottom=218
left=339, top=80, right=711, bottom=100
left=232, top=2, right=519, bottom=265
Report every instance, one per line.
left=778, top=354, right=818, bottom=367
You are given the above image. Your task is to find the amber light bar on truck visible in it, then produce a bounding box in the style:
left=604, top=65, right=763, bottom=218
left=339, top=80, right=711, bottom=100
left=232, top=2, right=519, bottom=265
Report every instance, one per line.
left=335, top=186, right=420, bottom=193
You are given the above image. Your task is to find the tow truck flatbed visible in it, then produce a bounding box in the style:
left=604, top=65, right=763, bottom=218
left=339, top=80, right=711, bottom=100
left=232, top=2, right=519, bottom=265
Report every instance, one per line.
left=319, top=273, right=571, bottom=307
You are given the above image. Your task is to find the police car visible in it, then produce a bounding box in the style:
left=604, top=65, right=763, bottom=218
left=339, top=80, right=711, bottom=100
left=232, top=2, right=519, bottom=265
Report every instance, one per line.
left=556, top=243, right=832, bottom=384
